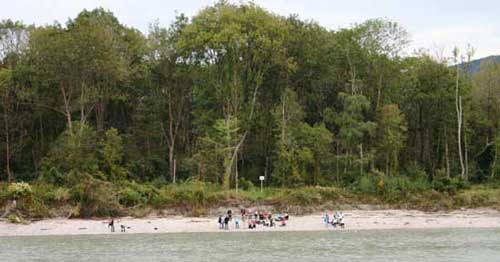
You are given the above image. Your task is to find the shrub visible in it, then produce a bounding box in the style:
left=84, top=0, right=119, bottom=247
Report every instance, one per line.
left=72, top=179, right=122, bottom=217
left=278, top=187, right=322, bottom=206
left=119, top=187, right=147, bottom=207
left=357, top=175, right=376, bottom=193
left=0, top=183, right=9, bottom=204
left=8, top=182, right=32, bottom=199
left=433, top=177, right=466, bottom=194
left=7, top=214, right=21, bottom=224
left=151, top=187, right=174, bottom=208
left=238, top=178, right=255, bottom=191
left=31, top=183, right=70, bottom=204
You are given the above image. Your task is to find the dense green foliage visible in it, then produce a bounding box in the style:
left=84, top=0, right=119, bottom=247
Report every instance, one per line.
left=1, top=2, right=500, bottom=218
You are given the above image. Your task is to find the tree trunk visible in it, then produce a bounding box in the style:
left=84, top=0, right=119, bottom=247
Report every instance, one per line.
left=455, top=53, right=465, bottom=180
left=235, top=154, right=239, bottom=192
left=60, top=82, right=73, bottom=134
left=336, top=141, right=340, bottom=184
left=492, top=140, right=498, bottom=179
left=173, top=158, right=177, bottom=184
left=385, top=152, right=390, bottom=176
left=457, top=96, right=465, bottom=179
left=444, top=128, right=450, bottom=179
left=3, top=103, right=12, bottom=182
left=168, top=145, right=175, bottom=183
left=464, top=128, right=469, bottom=180
left=376, top=74, right=382, bottom=110
left=95, top=100, right=105, bottom=132
left=359, top=143, right=364, bottom=176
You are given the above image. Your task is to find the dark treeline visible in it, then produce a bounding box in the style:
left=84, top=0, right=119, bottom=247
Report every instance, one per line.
left=1, top=2, right=499, bottom=190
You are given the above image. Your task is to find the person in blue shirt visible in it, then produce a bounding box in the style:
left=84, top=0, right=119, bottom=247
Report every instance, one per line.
left=324, top=213, right=330, bottom=227
left=235, top=217, right=240, bottom=229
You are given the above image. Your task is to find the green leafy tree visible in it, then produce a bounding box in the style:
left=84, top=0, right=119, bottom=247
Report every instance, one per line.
left=376, top=104, right=407, bottom=176
left=100, top=128, right=128, bottom=180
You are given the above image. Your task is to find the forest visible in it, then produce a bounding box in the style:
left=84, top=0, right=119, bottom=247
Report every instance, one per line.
left=1, top=2, right=500, bottom=218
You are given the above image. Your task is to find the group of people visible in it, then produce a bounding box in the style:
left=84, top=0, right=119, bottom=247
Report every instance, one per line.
left=218, top=209, right=290, bottom=230
left=323, top=211, right=345, bottom=229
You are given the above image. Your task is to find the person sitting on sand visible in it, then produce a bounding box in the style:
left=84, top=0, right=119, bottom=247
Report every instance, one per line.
left=331, top=215, right=338, bottom=228
left=338, top=212, right=345, bottom=229
left=276, top=212, right=283, bottom=221
left=108, top=219, right=115, bottom=232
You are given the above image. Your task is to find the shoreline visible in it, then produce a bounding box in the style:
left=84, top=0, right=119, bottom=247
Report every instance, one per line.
left=1, top=208, right=500, bottom=237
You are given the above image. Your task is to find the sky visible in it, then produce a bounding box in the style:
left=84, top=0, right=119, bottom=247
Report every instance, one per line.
left=1, top=0, right=498, bottom=59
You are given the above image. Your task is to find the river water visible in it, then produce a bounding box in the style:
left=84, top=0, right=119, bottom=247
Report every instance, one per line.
left=1, top=228, right=499, bottom=261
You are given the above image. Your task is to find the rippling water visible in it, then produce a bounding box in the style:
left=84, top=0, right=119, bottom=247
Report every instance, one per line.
left=1, top=229, right=499, bottom=261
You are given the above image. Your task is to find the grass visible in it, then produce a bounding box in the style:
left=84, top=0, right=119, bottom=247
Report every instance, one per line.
left=1, top=179, right=500, bottom=220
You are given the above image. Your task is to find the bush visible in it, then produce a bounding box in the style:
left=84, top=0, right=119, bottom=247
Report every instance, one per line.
left=119, top=187, right=147, bottom=207
left=151, top=187, right=174, bottom=208
left=238, top=178, right=255, bottom=191
left=278, top=187, right=322, bottom=206
left=7, top=182, right=33, bottom=199
left=433, top=177, right=466, bottom=194
left=71, top=179, right=122, bottom=218
left=32, top=183, right=70, bottom=204
left=0, top=183, right=9, bottom=204
left=357, top=175, right=376, bottom=193
left=7, top=214, right=21, bottom=224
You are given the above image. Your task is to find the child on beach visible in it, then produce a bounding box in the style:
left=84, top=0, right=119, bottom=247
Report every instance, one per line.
left=235, top=217, right=240, bottom=229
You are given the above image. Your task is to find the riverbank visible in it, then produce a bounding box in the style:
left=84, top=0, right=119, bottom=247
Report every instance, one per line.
left=1, top=208, right=499, bottom=237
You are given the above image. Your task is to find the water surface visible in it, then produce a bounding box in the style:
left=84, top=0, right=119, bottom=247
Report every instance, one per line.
left=1, top=228, right=499, bottom=261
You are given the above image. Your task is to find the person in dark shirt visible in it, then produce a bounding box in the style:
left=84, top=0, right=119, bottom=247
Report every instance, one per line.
left=108, top=218, right=115, bottom=232
left=224, top=216, right=229, bottom=230
left=218, top=216, right=223, bottom=229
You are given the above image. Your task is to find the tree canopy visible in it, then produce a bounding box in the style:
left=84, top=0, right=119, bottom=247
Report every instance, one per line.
left=1, top=2, right=498, bottom=190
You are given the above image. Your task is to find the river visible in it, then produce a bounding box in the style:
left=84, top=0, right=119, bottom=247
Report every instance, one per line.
left=1, top=228, right=499, bottom=261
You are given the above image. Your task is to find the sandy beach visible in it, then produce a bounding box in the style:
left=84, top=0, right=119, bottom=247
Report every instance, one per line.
left=1, top=208, right=499, bottom=237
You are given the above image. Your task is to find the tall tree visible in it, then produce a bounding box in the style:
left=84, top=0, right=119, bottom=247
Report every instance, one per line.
left=376, top=104, right=407, bottom=176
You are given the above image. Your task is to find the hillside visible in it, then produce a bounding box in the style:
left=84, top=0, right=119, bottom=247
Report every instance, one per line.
left=464, top=55, right=500, bottom=74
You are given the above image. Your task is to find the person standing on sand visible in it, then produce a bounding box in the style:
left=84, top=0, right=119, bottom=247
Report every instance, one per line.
left=224, top=216, right=230, bottom=230
left=218, top=215, right=223, bottom=229
left=324, top=213, right=330, bottom=227
left=108, top=218, right=115, bottom=232
left=235, top=217, right=240, bottom=229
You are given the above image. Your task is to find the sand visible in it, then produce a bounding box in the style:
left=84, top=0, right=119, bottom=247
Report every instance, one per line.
left=1, top=208, right=499, bottom=237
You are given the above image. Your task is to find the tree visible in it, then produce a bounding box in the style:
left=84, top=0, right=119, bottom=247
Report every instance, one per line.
left=272, top=88, right=305, bottom=186
left=178, top=2, right=286, bottom=189
left=100, top=128, right=127, bottom=180
left=0, top=20, right=30, bottom=182
left=399, top=55, right=456, bottom=178
left=325, top=92, right=376, bottom=180
left=0, top=68, right=14, bottom=181
left=376, top=104, right=407, bottom=176
left=471, top=59, right=500, bottom=178
left=147, top=17, right=193, bottom=183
